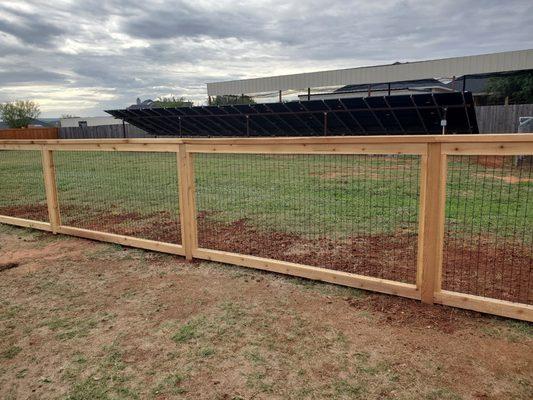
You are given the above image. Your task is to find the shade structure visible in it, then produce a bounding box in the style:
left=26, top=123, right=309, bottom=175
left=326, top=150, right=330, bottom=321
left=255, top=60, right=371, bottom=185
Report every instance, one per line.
left=106, top=92, right=478, bottom=136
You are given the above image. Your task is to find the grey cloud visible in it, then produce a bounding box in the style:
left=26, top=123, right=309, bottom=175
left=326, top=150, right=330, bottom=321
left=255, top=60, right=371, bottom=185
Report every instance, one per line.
left=121, top=3, right=266, bottom=41
left=0, top=0, right=531, bottom=117
left=0, top=68, right=68, bottom=85
left=0, top=4, right=65, bottom=46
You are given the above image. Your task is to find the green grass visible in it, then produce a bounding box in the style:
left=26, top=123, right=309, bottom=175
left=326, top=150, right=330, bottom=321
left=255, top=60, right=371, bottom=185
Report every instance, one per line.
left=1, top=150, right=531, bottom=239
left=1, top=346, right=22, bottom=360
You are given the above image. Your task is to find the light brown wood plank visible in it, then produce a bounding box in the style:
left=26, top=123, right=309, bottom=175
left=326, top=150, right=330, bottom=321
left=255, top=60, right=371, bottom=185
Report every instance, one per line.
left=57, top=226, right=185, bottom=255
left=434, top=290, right=533, bottom=322
left=193, top=248, right=421, bottom=300
left=0, top=215, right=52, bottom=231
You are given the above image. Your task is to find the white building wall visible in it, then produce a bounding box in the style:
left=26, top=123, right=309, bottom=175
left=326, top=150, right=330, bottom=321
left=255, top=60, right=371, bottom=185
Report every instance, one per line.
left=60, top=116, right=125, bottom=128
left=207, top=49, right=533, bottom=96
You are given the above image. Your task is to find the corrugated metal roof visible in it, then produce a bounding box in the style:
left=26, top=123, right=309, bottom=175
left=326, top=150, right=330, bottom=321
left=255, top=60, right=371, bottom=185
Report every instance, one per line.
left=207, top=49, right=533, bottom=96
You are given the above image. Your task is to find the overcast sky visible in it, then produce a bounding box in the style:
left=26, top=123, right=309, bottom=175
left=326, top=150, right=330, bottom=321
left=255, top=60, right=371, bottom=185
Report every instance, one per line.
left=0, top=0, right=532, bottom=117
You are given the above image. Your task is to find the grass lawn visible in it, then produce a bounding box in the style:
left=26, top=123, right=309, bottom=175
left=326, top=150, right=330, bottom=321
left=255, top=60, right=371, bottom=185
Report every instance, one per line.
left=1, top=150, right=531, bottom=241
left=0, top=224, right=531, bottom=399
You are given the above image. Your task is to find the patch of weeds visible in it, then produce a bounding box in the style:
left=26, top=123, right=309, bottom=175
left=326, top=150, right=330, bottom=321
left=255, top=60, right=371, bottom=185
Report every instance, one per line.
left=245, top=348, right=266, bottom=365
left=65, top=344, right=137, bottom=400
left=332, top=379, right=365, bottom=398
left=198, top=347, right=215, bottom=357
left=220, top=301, right=246, bottom=326
left=481, top=321, right=533, bottom=342
left=73, top=353, right=88, bottom=365
left=15, top=368, right=28, bottom=379
left=507, top=321, right=533, bottom=338
left=152, top=373, right=187, bottom=397
left=0, top=304, right=22, bottom=321
left=245, top=371, right=273, bottom=393
left=172, top=318, right=204, bottom=343
left=44, top=316, right=99, bottom=340
left=425, top=388, right=462, bottom=400
left=2, top=345, right=22, bottom=359
left=62, top=353, right=89, bottom=383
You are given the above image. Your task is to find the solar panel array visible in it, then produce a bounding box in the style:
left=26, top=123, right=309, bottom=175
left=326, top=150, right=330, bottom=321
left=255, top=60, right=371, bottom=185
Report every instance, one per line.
left=106, top=92, right=478, bottom=136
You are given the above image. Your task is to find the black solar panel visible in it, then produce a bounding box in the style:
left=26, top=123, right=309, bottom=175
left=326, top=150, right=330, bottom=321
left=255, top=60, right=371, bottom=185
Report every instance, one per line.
left=106, top=92, right=479, bottom=136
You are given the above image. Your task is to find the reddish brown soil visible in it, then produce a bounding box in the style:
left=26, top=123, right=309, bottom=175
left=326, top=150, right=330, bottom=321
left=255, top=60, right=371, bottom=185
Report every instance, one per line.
left=65, top=208, right=182, bottom=244
left=0, top=204, right=182, bottom=244
left=473, top=155, right=507, bottom=168
left=0, top=204, right=49, bottom=222
left=443, top=236, right=532, bottom=304
left=197, top=214, right=418, bottom=284
left=1, top=204, right=531, bottom=304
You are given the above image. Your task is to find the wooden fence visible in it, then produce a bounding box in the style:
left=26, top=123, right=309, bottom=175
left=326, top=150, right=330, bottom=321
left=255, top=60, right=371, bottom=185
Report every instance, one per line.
left=0, top=127, right=58, bottom=140
left=0, top=135, right=532, bottom=321
left=475, top=104, right=533, bottom=133
left=59, top=124, right=153, bottom=139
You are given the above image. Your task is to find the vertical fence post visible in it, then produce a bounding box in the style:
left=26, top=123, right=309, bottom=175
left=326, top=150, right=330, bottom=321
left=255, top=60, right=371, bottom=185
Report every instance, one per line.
left=41, top=148, right=61, bottom=233
left=417, top=142, right=447, bottom=303
left=177, top=144, right=198, bottom=260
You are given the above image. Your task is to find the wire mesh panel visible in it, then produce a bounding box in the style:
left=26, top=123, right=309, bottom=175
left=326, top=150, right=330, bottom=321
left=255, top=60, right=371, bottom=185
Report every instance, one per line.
left=54, top=151, right=181, bottom=244
left=0, top=150, right=48, bottom=221
left=195, top=153, right=421, bottom=283
left=443, top=155, right=533, bottom=304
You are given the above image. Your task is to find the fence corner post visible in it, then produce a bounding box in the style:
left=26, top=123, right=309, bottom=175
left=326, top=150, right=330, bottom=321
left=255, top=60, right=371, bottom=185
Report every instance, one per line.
left=417, top=142, right=447, bottom=304
left=41, top=148, right=61, bottom=233
left=177, top=144, right=198, bottom=260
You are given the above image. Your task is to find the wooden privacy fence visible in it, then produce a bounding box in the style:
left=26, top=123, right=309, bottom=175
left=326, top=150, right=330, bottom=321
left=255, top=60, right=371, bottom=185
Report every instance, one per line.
left=0, top=135, right=532, bottom=321
left=0, top=127, right=58, bottom=140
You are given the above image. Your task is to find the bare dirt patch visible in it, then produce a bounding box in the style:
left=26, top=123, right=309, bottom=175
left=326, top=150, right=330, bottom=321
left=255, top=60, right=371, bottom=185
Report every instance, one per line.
left=476, top=172, right=533, bottom=184
left=197, top=216, right=531, bottom=304
left=0, top=204, right=49, bottom=222
left=2, top=204, right=529, bottom=303
left=198, top=214, right=418, bottom=284
left=0, top=224, right=531, bottom=399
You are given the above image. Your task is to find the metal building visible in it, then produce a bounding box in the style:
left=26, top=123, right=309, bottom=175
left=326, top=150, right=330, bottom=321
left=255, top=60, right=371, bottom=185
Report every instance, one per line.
left=206, top=49, right=533, bottom=98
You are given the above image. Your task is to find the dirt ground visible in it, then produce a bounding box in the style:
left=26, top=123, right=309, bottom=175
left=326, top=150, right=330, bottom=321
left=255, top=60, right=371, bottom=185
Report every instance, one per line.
left=0, top=224, right=532, bottom=399
left=1, top=204, right=531, bottom=305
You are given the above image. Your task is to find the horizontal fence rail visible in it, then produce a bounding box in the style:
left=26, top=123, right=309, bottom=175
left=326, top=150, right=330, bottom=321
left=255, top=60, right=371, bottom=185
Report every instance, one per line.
left=0, top=135, right=532, bottom=321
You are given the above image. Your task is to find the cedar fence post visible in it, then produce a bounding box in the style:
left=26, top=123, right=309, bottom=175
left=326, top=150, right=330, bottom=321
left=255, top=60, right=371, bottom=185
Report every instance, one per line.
left=41, top=148, right=61, bottom=233
left=177, top=144, right=198, bottom=260
left=417, top=142, right=447, bottom=303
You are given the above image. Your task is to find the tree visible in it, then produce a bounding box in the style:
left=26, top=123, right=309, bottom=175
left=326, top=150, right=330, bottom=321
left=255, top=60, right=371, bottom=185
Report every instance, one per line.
left=153, top=96, right=193, bottom=108
left=61, top=114, right=79, bottom=119
left=211, top=95, right=255, bottom=106
left=0, top=100, right=41, bottom=128
left=485, top=71, right=533, bottom=105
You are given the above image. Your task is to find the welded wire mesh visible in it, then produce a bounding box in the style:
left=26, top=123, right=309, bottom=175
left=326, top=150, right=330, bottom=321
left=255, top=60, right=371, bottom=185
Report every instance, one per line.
left=195, top=153, right=421, bottom=283
left=0, top=150, right=48, bottom=221
left=54, top=151, right=181, bottom=244
left=443, top=155, right=533, bottom=304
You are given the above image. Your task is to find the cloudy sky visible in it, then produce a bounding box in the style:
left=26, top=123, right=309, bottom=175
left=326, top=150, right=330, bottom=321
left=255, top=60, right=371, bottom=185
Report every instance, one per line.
left=0, top=0, right=532, bottom=117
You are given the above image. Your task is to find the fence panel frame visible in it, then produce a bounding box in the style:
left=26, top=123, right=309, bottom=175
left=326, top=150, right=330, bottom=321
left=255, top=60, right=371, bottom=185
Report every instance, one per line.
left=0, top=135, right=532, bottom=321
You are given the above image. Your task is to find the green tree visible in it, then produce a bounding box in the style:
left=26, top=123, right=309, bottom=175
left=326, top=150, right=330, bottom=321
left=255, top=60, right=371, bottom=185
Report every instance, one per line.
left=0, top=100, right=41, bottom=128
left=153, top=96, right=193, bottom=108
left=485, top=71, right=533, bottom=105
left=211, top=95, right=255, bottom=106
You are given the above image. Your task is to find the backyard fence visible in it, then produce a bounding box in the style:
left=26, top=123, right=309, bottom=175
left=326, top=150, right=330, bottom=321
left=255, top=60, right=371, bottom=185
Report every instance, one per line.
left=475, top=104, right=533, bottom=133
left=59, top=124, right=153, bottom=139
left=0, top=135, right=532, bottom=321
left=0, top=127, right=58, bottom=140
